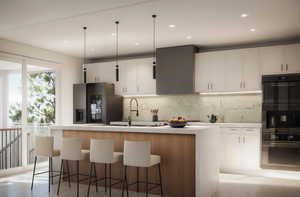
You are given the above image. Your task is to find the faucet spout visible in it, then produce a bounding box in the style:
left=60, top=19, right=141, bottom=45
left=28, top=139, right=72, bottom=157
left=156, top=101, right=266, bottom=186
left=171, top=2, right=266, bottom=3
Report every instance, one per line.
left=128, top=97, right=139, bottom=126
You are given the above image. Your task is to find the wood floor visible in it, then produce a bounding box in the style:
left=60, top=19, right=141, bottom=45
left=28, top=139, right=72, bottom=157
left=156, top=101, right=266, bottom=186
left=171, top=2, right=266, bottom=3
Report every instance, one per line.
left=1, top=169, right=300, bottom=197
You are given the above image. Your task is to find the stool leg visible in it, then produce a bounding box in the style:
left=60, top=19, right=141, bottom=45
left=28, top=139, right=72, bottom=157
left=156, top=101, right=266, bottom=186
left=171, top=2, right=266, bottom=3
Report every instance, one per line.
left=50, top=157, right=54, bottom=185
left=93, top=162, right=98, bottom=192
left=136, top=167, right=139, bottom=193
left=48, top=157, right=51, bottom=192
left=158, top=164, right=164, bottom=197
left=57, top=160, right=64, bottom=196
left=145, top=168, right=148, bottom=197
left=104, top=164, right=107, bottom=193
left=109, top=164, right=112, bottom=197
left=77, top=160, right=80, bottom=197
left=87, top=162, right=93, bottom=197
left=126, top=166, right=129, bottom=197
left=122, top=166, right=129, bottom=197
left=30, top=156, right=37, bottom=191
left=66, top=160, right=71, bottom=187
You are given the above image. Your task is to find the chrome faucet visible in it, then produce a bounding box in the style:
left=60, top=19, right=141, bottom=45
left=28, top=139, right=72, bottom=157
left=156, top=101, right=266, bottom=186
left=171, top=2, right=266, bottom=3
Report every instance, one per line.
left=128, top=97, right=139, bottom=126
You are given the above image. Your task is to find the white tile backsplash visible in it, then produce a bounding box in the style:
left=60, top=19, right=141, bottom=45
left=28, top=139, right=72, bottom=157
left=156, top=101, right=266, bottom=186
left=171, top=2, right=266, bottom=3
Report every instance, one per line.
left=123, top=93, right=262, bottom=123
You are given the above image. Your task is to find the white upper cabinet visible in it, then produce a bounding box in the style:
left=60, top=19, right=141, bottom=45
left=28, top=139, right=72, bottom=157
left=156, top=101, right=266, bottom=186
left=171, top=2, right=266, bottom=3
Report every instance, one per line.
left=86, top=62, right=122, bottom=95
left=196, top=48, right=261, bottom=93
left=86, top=58, right=155, bottom=96
left=284, top=44, right=300, bottom=74
left=119, top=58, right=156, bottom=96
left=195, top=51, right=225, bottom=93
left=260, top=45, right=284, bottom=75
left=135, top=58, right=156, bottom=95
left=224, top=49, right=244, bottom=92
left=119, top=59, right=137, bottom=95
left=243, top=48, right=261, bottom=91
left=261, top=44, right=300, bottom=75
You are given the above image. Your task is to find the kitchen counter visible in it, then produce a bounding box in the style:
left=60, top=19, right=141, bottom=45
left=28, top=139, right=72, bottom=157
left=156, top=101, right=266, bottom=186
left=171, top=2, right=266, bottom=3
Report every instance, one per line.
left=50, top=124, right=220, bottom=197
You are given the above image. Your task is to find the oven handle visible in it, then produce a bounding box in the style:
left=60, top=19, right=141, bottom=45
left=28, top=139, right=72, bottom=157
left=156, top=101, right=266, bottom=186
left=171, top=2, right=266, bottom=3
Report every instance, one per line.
left=269, top=142, right=299, bottom=148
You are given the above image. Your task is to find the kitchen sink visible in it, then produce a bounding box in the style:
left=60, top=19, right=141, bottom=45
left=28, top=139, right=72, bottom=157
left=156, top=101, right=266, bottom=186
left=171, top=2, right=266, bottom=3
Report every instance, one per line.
left=110, top=121, right=167, bottom=127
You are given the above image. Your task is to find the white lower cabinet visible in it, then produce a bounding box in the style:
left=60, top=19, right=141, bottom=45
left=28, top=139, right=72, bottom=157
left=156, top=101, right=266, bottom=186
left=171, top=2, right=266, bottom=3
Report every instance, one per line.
left=221, top=127, right=261, bottom=171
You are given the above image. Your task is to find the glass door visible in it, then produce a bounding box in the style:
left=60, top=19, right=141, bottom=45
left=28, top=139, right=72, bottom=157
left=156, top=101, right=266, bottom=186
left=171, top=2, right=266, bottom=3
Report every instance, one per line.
left=0, top=59, right=23, bottom=169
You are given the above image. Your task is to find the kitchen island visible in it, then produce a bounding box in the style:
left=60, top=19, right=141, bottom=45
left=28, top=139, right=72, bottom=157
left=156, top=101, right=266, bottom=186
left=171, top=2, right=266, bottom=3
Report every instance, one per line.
left=50, top=124, right=220, bottom=197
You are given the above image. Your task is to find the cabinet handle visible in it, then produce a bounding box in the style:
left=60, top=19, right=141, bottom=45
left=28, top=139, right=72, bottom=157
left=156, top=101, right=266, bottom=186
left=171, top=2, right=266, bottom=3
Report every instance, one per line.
left=211, top=83, right=213, bottom=90
left=238, top=136, right=241, bottom=144
left=243, top=136, right=246, bottom=144
left=208, top=83, right=210, bottom=90
left=286, top=64, right=288, bottom=71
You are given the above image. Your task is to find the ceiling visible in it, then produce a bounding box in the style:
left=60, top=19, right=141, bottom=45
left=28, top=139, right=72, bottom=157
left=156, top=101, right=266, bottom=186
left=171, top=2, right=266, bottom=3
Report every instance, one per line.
left=0, top=0, right=300, bottom=58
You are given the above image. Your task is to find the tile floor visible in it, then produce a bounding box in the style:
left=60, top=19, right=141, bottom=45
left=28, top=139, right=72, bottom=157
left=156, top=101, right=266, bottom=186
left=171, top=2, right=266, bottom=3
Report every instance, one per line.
left=1, top=170, right=300, bottom=197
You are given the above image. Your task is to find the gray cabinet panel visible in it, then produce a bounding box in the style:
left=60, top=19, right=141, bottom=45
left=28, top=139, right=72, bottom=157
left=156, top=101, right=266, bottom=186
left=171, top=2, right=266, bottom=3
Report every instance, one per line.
left=156, top=46, right=196, bottom=94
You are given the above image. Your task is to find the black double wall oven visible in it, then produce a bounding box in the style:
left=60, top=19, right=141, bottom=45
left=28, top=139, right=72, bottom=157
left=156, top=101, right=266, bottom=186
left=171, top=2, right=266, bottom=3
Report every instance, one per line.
left=262, top=74, right=300, bottom=171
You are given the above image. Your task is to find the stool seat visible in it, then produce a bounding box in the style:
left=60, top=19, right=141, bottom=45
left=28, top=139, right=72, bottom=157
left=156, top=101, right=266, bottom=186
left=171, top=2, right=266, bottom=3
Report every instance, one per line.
left=111, top=152, right=123, bottom=164
left=52, top=149, right=61, bottom=157
left=81, top=149, right=90, bottom=161
left=149, top=155, right=161, bottom=167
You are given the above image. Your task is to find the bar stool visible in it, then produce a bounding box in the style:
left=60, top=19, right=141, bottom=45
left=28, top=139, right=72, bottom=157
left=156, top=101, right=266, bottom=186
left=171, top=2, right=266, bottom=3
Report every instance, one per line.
left=87, top=139, right=123, bottom=197
left=31, top=136, right=61, bottom=193
left=122, top=141, right=163, bottom=197
left=57, top=138, right=90, bottom=197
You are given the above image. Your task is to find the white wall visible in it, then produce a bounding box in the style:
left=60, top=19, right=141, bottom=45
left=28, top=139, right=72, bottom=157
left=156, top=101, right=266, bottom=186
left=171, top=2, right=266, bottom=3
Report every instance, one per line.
left=0, top=39, right=83, bottom=124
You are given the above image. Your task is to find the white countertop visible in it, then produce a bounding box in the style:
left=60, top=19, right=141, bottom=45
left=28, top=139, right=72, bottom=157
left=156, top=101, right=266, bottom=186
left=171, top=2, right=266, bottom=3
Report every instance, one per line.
left=50, top=124, right=213, bottom=135
left=188, top=122, right=262, bottom=128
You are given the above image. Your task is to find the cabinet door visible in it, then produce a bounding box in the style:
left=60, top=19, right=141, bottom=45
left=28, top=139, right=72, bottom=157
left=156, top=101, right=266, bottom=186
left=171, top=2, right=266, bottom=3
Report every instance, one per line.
left=210, top=51, right=226, bottom=92
left=195, top=53, right=213, bottom=93
left=243, top=48, right=262, bottom=91
left=224, top=50, right=244, bottom=92
left=221, top=128, right=241, bottom=170
left=284, top=44, right=300, bottom=74
left=136, top=58, right=156, bottom=95
left=240, top=128, right=261, bottom=170
left=260, top=46, right=284, bottom=75
left=86, top=62, right=121, bottom=95
left=119, top=59, right=137, bottom=95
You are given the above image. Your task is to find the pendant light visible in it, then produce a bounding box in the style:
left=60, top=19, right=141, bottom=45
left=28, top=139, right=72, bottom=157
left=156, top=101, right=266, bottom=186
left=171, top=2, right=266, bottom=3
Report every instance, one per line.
left=115, top=21, right=119, bottom=82
left=83, top=26, right=87, bottom=83
left=152, top=14, right=157, bottom=79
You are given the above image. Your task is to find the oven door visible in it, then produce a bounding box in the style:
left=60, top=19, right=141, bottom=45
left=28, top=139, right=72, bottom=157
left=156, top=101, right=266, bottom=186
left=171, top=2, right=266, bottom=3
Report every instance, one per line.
left=262, top=141, right=300, bottom=170
left=263, top=81, right=300, bottom=104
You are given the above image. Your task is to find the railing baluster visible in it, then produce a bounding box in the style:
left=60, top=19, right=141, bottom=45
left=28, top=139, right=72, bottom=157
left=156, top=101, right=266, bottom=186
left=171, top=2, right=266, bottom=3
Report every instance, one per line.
left=1, top=131, right=3, bottom=170
left=9, top=131, right=11, bottom=168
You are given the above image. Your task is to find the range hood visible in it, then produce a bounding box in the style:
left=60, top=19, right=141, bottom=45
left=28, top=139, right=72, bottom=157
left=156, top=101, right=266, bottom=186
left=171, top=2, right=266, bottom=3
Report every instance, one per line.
left=156, top=45, right=197, bottom=94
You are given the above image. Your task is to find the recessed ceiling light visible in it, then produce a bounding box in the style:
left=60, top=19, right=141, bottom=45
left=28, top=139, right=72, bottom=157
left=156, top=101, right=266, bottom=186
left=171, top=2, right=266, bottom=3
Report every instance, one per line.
left=241, top=13, right=249, bottom=18
left=169, top=24, right=176, bottom=28
left=135, top=42, right=140, bottom=46
left=111, top=33, right=116, bottom=36
left=186, top=35, right=192, bottom=40
left=250, top=28, right=256, bottom=32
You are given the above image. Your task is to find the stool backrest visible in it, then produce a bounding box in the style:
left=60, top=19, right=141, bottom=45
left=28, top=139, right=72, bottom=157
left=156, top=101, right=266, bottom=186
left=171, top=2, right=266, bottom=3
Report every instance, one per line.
left=90, top=139, right=114, bottom=163
left=124, top=141, right=151, bottom=167
left=35, top=136, right=54, bottom=157
left=61, top=138, right=82, bottom=161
